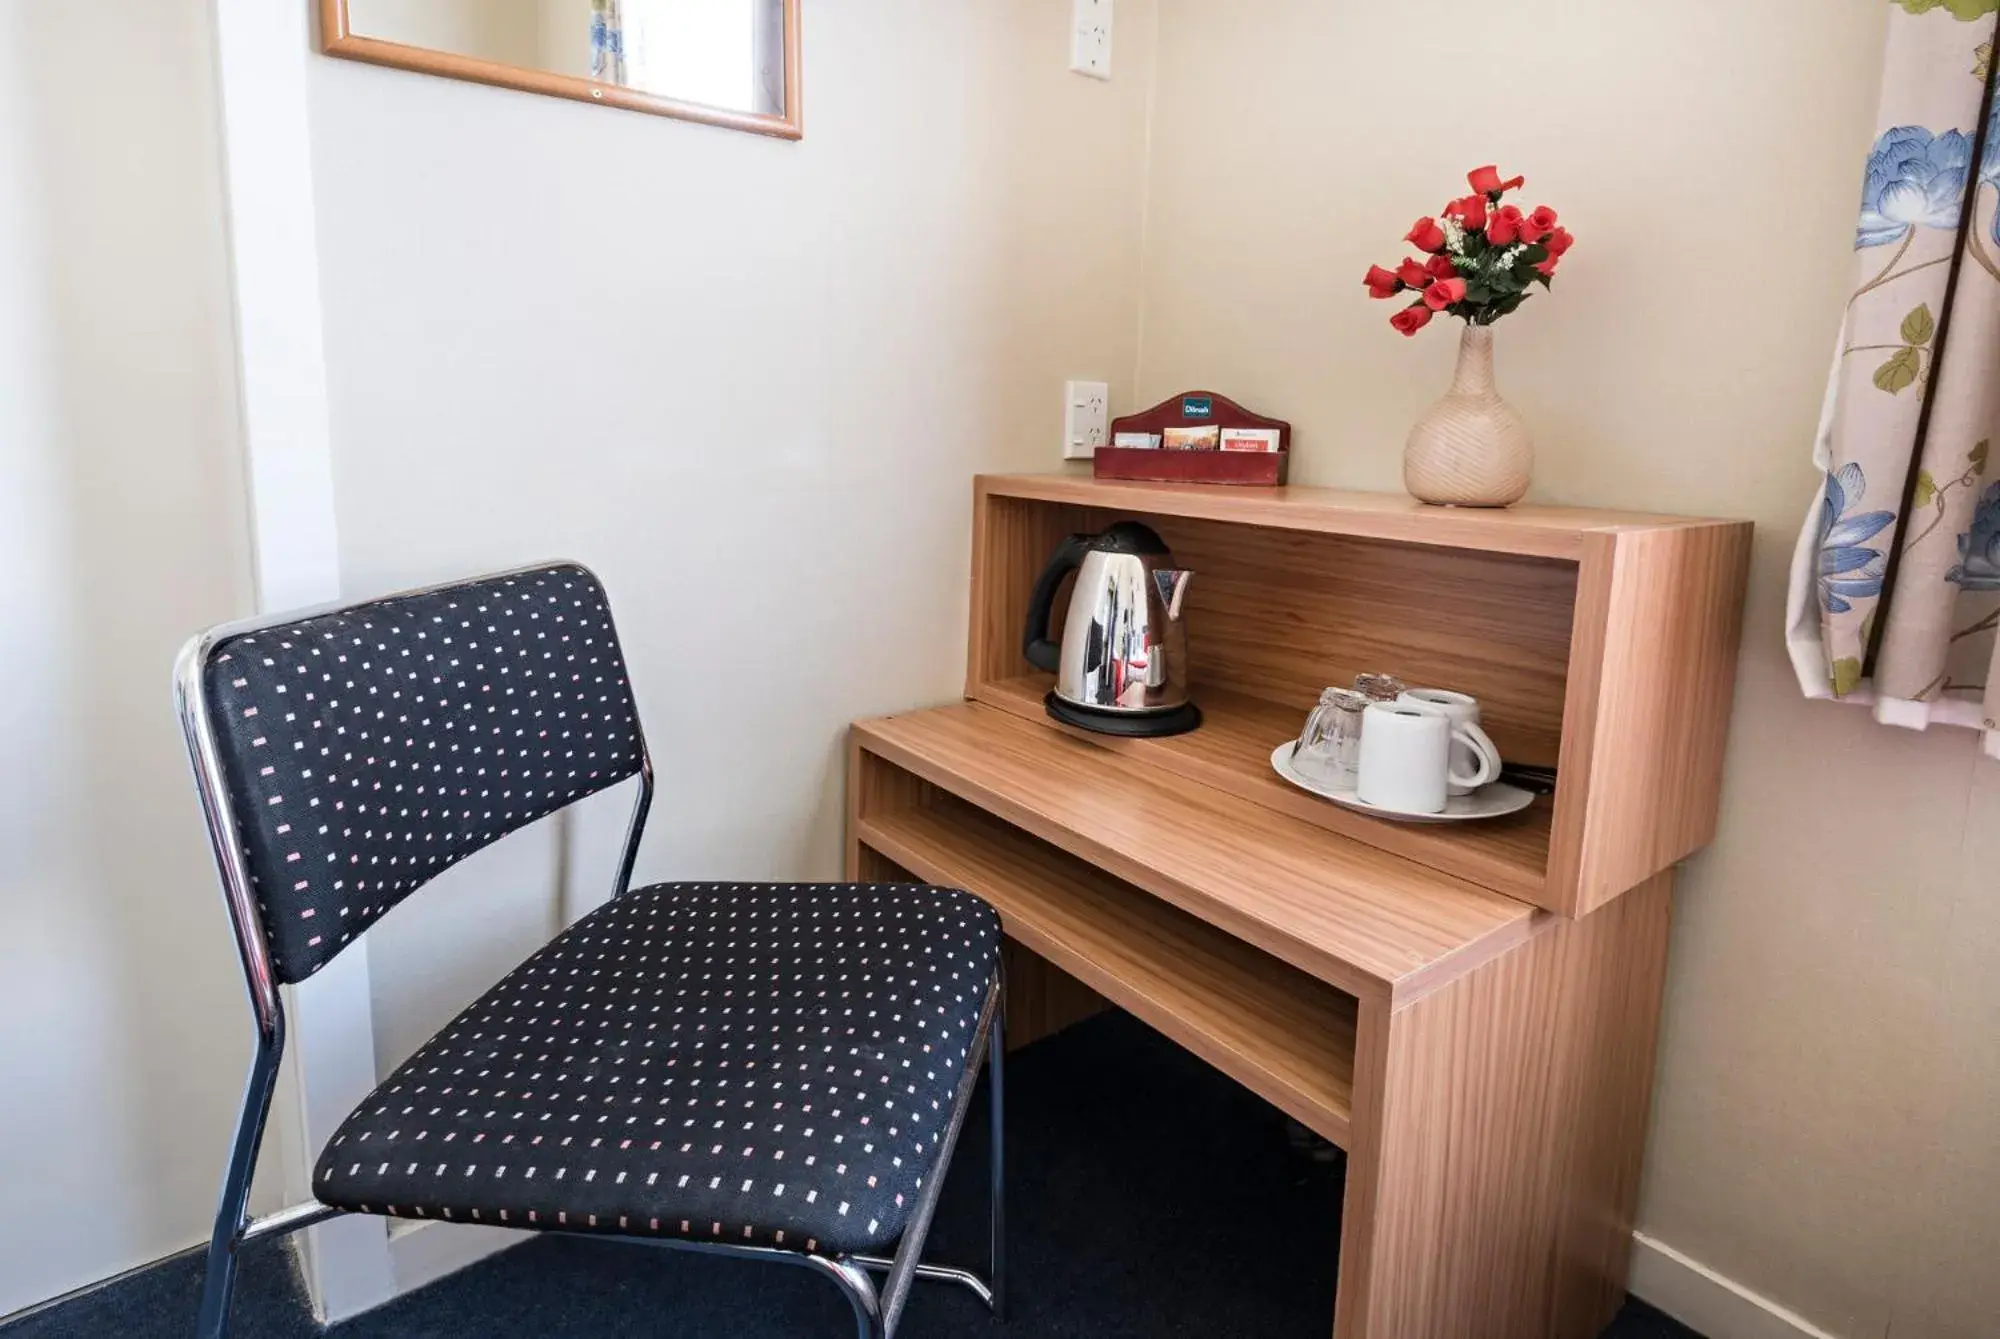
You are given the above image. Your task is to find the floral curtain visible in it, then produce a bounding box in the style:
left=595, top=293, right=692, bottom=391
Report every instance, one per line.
left=590, top=0, right=626, bottom=84
left=1786, top=0, right=2000, bottom=760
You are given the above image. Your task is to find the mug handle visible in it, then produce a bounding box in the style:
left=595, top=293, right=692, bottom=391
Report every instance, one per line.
left=1447, top=721, right=1501, bottom=791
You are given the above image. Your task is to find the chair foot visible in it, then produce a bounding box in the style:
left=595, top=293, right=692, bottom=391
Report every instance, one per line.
left=194, top=1238, right=237, bottom=1339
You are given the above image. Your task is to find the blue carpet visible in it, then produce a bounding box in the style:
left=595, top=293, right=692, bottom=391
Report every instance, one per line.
left=4, top=1011, right=1700, bottom=1338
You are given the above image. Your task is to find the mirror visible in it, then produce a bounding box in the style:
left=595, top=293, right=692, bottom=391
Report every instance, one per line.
left=320, top=0, right=801, bottom=139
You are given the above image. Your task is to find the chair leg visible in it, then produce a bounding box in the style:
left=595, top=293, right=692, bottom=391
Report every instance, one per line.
left=194, top=1230, right=240, bottom=1339
left=811, top=1255, right=886, bottom=1339
left=197, top=1030, right=282, bottom=1339
left=987, top=994, right=1007, bottom=1322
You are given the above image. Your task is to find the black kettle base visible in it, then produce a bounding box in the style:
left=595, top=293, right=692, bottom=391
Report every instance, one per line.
left=1044, top=692, right=1203, bottom=738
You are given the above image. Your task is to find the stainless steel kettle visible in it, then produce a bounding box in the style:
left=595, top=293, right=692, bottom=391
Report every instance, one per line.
left=1022, top=522, right=1194, bottom=718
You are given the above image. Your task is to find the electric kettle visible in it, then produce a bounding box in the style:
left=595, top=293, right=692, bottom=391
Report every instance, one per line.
left=1021, top=522, right=1201, bottom=737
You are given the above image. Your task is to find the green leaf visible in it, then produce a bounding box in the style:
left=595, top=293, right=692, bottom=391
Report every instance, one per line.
left=1874, top=346, right=1923, bottom=394
left=1973, top=438, right=1990, bottom=472
left=1831, top=657, right=1864, bottom=697
left=1518, top=243, right=1550, bottom=267
left=1893, top=0, right=1999, bottom=17
left=1901, top=303, right=1936, bottom=346
left=1913, top=468, right=1939, bottom=509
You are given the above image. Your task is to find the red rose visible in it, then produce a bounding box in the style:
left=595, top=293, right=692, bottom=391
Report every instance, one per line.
left=1405, top=216, right=1446, bottom=253
left=1447, top=193, right=1488, bottom=231
left=1487, top=205, right=1523, bottom=245
left=1425, top=254, right=1458, bottom=280
left=1468, top=164, right=1525, bottom=197
left=1534, top=256, right=1558, bottom=278
left=1395, top=257, right=1432, bottom=288
left=1422, top=276, right=1468, bottom=311
left=1364, top=264, right=1402, bottom=299
left=1520, top=206, right=1558, bottom=245
left=1390, top=304, right=1434, bottom=336
left=1544, top=226, right=1575, bottom=257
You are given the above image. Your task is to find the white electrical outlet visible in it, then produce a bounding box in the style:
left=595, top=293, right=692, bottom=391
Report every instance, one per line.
left=1063, top=380, right=1109, bottom=459
left=1070, top=0, right=1112, bottom=79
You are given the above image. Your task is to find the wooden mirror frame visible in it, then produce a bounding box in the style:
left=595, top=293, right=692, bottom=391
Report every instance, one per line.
left=317, top=0, right=803, bottom=140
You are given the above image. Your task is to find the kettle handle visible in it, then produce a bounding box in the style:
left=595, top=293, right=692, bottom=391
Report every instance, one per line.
left=1022, top=533, right=1091, bottom=674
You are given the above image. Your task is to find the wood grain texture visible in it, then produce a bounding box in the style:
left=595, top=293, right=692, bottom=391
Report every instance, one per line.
left=852, top=851, right=1112, bottom=1063
left=976, top=677, right=1553, bottom=905
left=318, top=0, right=805, bottom=139
left=1333, top=874, right=1673, bottom=1339
left=851, top=706, right=1536, bottom=1004
left=854, top=813, right=1108, bottom=1052
left=978, top=473, right=1743, bottom=562
left=1130, top=515, right=1576, bottom=767
left=966, top=476, right=1752, bottom=916
left=998, top=940, right=1109, bottom=1051
left=1549, top=524, right=1753, bottom=915
left=966, top=487, right=1081, bottom=701
left=855, top=790, right=1358, bottom=1145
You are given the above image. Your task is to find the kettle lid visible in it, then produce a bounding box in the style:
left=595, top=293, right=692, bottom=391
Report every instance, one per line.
left=1092, top=521, right=1171, bottom=556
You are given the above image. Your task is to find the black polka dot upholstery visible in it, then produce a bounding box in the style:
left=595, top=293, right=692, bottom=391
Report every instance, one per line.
left=200, top=565, right=642, bottom=985
left=314, top=881, right=1002, bottom=1256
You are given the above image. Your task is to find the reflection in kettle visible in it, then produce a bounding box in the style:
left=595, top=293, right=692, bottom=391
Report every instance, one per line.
left=1021, top=522, right=1202, bottom=737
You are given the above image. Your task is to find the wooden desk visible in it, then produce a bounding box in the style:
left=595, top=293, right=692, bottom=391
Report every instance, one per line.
left=846, top=475, right=1751, bottom=1339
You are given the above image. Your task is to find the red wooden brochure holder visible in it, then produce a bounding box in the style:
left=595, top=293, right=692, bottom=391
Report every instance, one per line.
left=1094, top=390, right=1292, bottom=486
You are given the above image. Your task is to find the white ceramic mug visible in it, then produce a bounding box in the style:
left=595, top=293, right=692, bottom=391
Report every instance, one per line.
left=1397, top=688, right=1503, bottom=796
left=1356, top=701, right=1499, bottom=814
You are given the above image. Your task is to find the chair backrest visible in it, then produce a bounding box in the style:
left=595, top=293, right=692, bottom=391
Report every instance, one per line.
left=186, top=563, right=645, bottom=985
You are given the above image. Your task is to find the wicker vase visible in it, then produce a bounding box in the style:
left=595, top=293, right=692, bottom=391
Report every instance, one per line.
left=1403, top=324, right=1532, bottom=508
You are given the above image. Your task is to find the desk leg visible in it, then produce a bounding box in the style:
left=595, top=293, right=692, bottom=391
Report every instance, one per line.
left=1332, top=874, right=1673, bottom=1339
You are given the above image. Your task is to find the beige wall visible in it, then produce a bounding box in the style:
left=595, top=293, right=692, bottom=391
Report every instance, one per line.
left=303, top=1, right=1157, bottom=1074
left=1137, top=2, right=1998, bottom=1335
left=0, top=0, right=261, bottom=1317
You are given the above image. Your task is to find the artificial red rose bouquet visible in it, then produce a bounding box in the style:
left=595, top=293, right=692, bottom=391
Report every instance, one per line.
left=1363, top=165, right=1573, bottom=336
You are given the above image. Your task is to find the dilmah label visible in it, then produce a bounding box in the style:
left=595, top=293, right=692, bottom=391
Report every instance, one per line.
left=1180, top=395, right=1213, bottom=418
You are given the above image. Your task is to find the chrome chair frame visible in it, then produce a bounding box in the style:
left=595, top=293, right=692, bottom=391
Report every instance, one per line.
left=176, top=563, right=1006, bottom=1339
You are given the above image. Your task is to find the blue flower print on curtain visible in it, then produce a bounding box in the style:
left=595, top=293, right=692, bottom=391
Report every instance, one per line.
left=1818, top=463, right=1897, bottom=612
left=1947, top=482, right=2000, bottom=589
left=1983, top=81, right=2000, bottom=242
left=1857, top=125, right=1975, bottom=246
left=590, top=0, right=625, bottom=84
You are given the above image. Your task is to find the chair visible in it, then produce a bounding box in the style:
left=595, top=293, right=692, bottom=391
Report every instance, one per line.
left=175, top=562, right=1006, bottom=1339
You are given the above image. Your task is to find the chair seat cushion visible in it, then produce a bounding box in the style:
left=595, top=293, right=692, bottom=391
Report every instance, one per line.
left=314, top=881, right=1001, bottom=1255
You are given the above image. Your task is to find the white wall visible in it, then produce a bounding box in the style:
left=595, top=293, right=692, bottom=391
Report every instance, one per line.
left=1133, top=3, right=2000, bottom=1336
left=0, top=0, right=262, bottom=1317
left=303, top=0, right=1158, bottom=1076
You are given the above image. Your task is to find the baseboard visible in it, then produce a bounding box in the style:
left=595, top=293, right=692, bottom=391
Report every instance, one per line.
left=1629, top=1231, right=1848, bottom=1339
left=387, top=1219, right=533, bottom=1295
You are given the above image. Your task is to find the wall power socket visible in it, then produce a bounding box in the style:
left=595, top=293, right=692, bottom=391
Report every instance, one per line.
left=1070, top=0, right=1112, bottom=79
left=1063, top=380, right=1109, bottom=460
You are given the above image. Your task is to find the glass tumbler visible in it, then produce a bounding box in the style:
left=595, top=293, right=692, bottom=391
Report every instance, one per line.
left=1353, top=673, right=1407, bottom=703
left=1294, top=687, right=1370, bottom=790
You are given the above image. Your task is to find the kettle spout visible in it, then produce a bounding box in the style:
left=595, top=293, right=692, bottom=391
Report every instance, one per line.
left=1153, top=569, right=1194, bottom=620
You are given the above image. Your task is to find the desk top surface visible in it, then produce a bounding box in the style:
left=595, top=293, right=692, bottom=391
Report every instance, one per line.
left=854, top=702, right=1544, bottom=1004
left=979, top=473, right=1746, bottom=561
